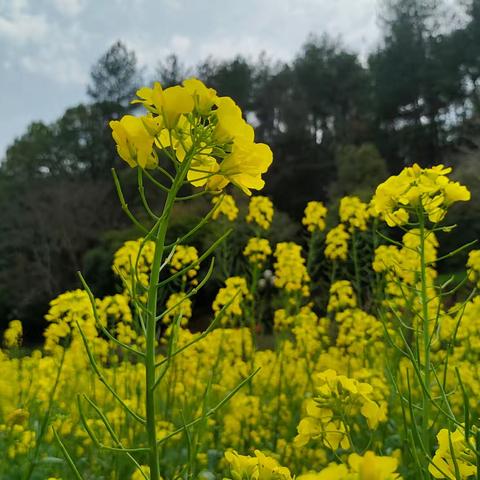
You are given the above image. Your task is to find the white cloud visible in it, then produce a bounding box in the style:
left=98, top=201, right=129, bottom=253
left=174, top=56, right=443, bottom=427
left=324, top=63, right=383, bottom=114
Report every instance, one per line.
left=20, top=51, right=88, bottom=85
left=170, top=34, right=191, bottom=56
left=0, top=0, right=383, bottom=157
left=0, top=9, right=48, bottom=44
left=51, top=0, right=86, bottom=16
left=0, top=0, right=91, bottom=85
left=197, top=34, right=289, bottom=63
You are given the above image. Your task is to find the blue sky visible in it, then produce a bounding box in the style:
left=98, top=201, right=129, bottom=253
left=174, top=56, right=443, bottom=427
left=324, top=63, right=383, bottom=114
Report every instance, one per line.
left=0, top=0, right=383, bottom=158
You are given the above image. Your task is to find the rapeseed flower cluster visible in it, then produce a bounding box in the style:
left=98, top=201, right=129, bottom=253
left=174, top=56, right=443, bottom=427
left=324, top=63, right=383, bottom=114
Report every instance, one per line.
left=324, top=224, right=349, bottom=261
left=295, top=369, right=386, bottom=450
left=212, top=276, right=250, bottom=323
left=373, top=229, right=439, bottom=317
left=169, top=244, right=200, bottom=286
left=110, top=78, right=273, bottom=195
left=273, top=242, right=310, bottom=296
left=43, top=289, right=97, bottom=352
left=335, top=309, right=384, bottom=356
left=372, top=164, right=470, bottom=226
left=429, top=426, right=477, bottom=479
left=162, top=292, right=192, bottom=327
left=243, top=237, right=272, bottom=267
left=3, top=320, right=22, bottom=348
left=295, top=451, right=401, bottom=480
left=327, top=280, right=357, bottom=313
left=339, top=196, right=370, bottom=232
left=225, top=449, right=292, bottom=480
left=467, top=249, right=480, bottom=288
left=112, top=238, right=155, bottom=289
left=246, top=196, right=274, bottom=230
left=212, top=194, right=239, bottom=221
left=302, top=201, right=327, bottom=233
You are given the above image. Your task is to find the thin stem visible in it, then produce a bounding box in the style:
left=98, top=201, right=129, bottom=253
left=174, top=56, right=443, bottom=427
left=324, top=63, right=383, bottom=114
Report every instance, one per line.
left=53, top=428, right=85, bottom=480
left=138, top=168, right=160, bottom=220
left=23, top=348, right=66, bottom=480
left=419, top=209, right=432, bottom=474
left=144, top=153, right=192, bottom=480
left=112, top=169, right=149, bottom=234
left=351, top=230, right=362, bottom=307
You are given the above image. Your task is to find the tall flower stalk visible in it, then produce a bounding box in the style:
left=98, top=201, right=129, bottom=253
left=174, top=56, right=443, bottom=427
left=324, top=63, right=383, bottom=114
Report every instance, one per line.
left=54, top=78, right=272, bottom=480
left=372, top=164, right=472, bottom=479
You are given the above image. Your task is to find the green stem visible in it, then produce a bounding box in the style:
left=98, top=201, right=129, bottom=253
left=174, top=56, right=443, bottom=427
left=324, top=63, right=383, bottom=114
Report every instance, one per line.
left=144, top=158, right=190, bottom=480
left=351, top=230, right=362, bottom=307
left=306, top=232, right=316, bottom=276
left=23, top=348, right=66, bottom=480
left=419, top=210, right=431, bottom=477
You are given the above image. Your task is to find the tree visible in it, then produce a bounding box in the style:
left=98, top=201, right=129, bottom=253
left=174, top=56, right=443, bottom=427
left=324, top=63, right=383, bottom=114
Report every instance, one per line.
left=457, top=0, right=480, bottom=113
left=3, top=104, right=122, bottom=180
left=197, top=56, right=253, bottom=111
left=155, top=54, right=188, bottom=87
left=0, top=177, right=125, bottom=339
left=87, top=41, right=142, bottom=106
left=328, top=144, right=388, bottom=201
left=369, top=0, right=466, bottom=167
left=249, top=55, right=289, bottom=143
left=293, top=35, right=372, bottom=148
left=2, top=122, right=58, bottom=181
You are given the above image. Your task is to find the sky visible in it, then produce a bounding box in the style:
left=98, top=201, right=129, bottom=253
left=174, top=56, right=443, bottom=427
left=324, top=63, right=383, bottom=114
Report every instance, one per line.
left=0, top=0, right=382, bottom=158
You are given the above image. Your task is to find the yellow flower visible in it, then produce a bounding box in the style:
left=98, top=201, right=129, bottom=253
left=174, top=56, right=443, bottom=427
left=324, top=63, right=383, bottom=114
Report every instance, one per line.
left=113, top=79, right=273, bottom=196
left=385, top=208, right=409, bottom=227
left=244, top=237, right=272, bottom=266
left=372, top=164, right=470, bottom=226
left=212, top=194, right=239, bottom=221
left=429, top=427, right=477, bottom=479
left=183, top=78, right=217, bottom=115
left=209, top=139, right=273, bottom=196
left=360, top=400, right=386, bottom=430
left=325, top=224, right=350, bottom=261
left=3, top=320, right=22, bottom=348
left=327, top=280, right=357, bottom=312
left=187, top=154, right=221, bottom=188
left=247, top=196, right=274, bottom=230
left=296, top=370, right=385, bottom=451
left=132, top=82, right=194, bottom=128
left=214, top=96, right=254, bottom=143
left=302, top=201, right=328, bottom=233
left=43, top=289, right=97, bottom=350
left=273, top=242, right=310, bottom=295
left=212, top=276, right=250, bottom=323
left=169, top=245, right=199, bottom=285
left=297, top=463, right=350, bottom=479
left=112, top=238, right=155, bottom=290
left=109, top=115, right=156, bottom=169
left=467, top=249, right=480, bottom=288
left=348, top=451, right=400, bottom=479
left=294, top=398, right=348, bottom=451
left=163, top=292, right=192, bottom=327
left=255, top=450, right=293, bottom=480
left=224, top=449, right=292, bottom=480
left=339, top=196, right=370, bottom=232
left=444, top=181, right=471, bottom=203
left=131, top=465, right=151, bottom=480
left=224, top=449, right=258, bottom=480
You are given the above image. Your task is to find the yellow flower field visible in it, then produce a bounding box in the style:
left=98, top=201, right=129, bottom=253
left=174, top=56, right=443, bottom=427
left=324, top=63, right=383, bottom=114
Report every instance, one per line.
left=1, top=79, right=479, bottom=480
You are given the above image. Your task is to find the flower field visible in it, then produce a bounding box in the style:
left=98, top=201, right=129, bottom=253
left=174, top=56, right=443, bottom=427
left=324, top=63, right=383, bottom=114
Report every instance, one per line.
left=1, top=79, right=480, bottom=480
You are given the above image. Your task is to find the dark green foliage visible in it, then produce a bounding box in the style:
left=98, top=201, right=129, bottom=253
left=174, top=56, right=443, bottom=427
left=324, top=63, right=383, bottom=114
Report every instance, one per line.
left=156, top=54, right=188, bottom=88
left=87, top=40, right=142, bottom=106
left=329, top=144, right=389, bottom=202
